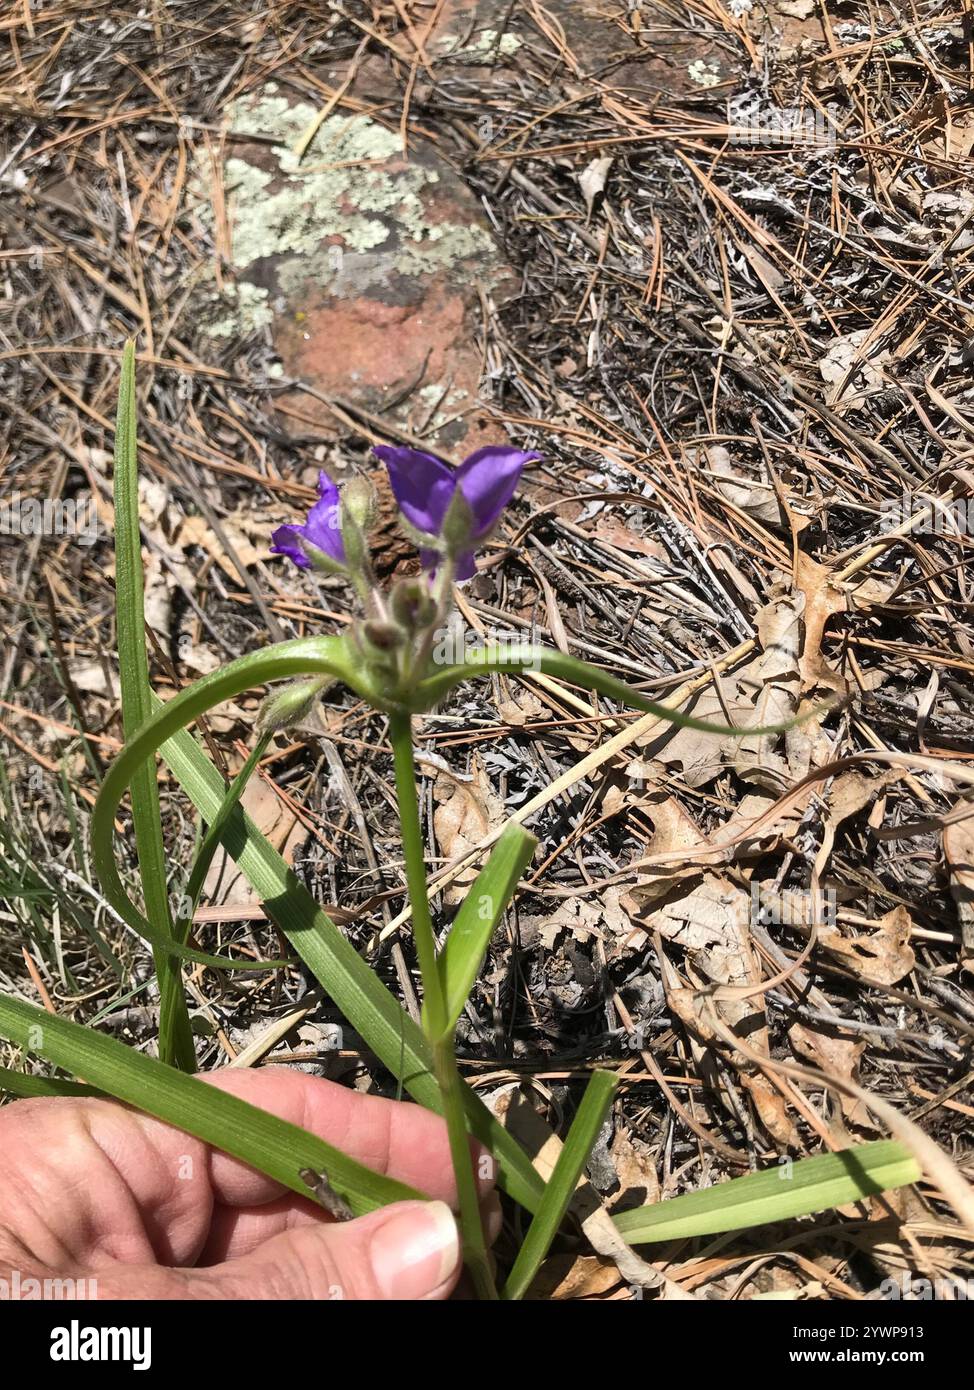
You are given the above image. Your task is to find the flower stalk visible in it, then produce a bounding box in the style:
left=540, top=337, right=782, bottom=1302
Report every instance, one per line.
left=389, top=708, right=497, bottom=1300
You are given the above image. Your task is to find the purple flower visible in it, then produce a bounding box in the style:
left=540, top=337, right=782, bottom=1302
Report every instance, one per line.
left=373, top=444, right=539, bottom=579
left=271, top=471, right=345, bottom=570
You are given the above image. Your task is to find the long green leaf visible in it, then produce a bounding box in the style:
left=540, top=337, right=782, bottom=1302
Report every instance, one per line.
left=502, top=1070, right=617, bottom=1300
left=112, top=342, right=195, bottom=1070
left=0, top=995, right=418, bottom=1214
left=412, top=645, right=823, bottom=735
left=0, top=1065, right=95, bottom=1099
left=614, top=1140, right=920, bottom=1244
left=91, top=640, right=361, bottom=972
left=434, top=822, right=537, bottom=1038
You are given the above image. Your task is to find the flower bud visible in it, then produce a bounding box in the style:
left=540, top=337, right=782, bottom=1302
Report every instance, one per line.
left=338, top=478, right=376, bottom=581
left=342, top=476, right=376, bottom=530
left=298, top=540, right=347, bottom=576
left=390, top=578, right=436, bottom=632
left=361, top=620, right=404, bottom=652
left=256, top=677, right=330, bottom=734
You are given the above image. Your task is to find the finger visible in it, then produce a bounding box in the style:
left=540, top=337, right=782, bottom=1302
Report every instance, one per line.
left=200, top=1179, right=504, bottom=1265
left=91, top=1201, right=461, bottom=1302
left=0, top=1095, right=213, bottom=1269
left=199, top=1069, right=495, bottom=1208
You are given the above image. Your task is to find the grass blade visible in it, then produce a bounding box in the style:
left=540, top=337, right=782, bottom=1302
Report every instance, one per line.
left=0, top=994, right=419, bottom=1214
left=112, top=341, right=195, bottom=1070
left=434, top=822, right=537, bottom=1038
left=614, top=1140, right=920, bottom=1244
left=502, top=1070, right=617, bottom=1300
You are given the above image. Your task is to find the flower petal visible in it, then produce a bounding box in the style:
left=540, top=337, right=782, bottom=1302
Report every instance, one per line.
left=456, top=447, right=539, bottom=538
left=374, top=445, right=456, bottom=537
left=454, top=549, right=477, bottom=581
left=269, top=471, right=344, bottom=568
left=419, top=548, right=476, bottom=582
left=302, top=472, right=345, bottom=560
left=270, top=524, right=312, bottom=569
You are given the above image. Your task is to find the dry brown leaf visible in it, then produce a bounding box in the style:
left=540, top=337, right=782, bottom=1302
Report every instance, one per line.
left=817, top=906, right=916, bottom=986
left=794, top=551, right=848, bottom=696
left=733, top=590, right=803, bottom=786
left=539, top=886, right=634, bottom=952
left=538, top=896, right=602, bottom=949
left=577, top=155, right=613, bottom=217
left=812, top=768, right=891, bottom=878
left=69, top=660, right=119, bottom=698
left=608, top=1128, right=661, bottom=1209
left=622, top=796, right=709, bottom=905
left=740, top=241, right=786, bottom=296
left=600, top=782, right=628, bottom=819
left=496, top=687, right=546, bottom=726
left=644, top=873, right=800, bottom=1146
left=819, top=329, right=891, bottom=412
left=143, top=551, right=175, bottom=638
left=526, top=1254, right=621, bottom=1300
left=709, top=444, right=786, bottom=526
left=433, top=758, right=506, bottom=906
left=591, top=520, right=666, bottom=562
left=719, top=788, right=806, bottom=850
left=656, top=588, right=801, bottom=790
left=788, top=1022, right=873, bottom=1130
left=743, top=1076, right=800, bottom=1148
left=177, top=512, right=260, bottom=581
left=202, top=774, right=305, bottom=909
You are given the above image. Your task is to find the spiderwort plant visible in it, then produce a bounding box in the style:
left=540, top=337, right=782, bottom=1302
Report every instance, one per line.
left=264, top=444, right=547, bottom=1297
left=0, top=344, right=922, bottom=1302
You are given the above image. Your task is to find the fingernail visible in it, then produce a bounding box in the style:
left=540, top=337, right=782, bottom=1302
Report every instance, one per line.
left=369, top=1201, right=459, bottom=1299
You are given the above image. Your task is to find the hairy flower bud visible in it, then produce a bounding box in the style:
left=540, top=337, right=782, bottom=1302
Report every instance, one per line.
left=256, top=676, right=331, bottom=734
left=361, top=620, right=404, bottom=652
left=390, top=578, right=437, bottom=632
left=440, top=487, right=476, bottom=555
left=342, top=476, right=376, bottom=530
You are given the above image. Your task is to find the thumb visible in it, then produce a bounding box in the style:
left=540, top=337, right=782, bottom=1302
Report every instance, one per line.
left=197, top=1200, right=461, bottom=1301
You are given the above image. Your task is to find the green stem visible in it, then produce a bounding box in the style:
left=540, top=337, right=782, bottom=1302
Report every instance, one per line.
left=389, top=711, right=444, bottom=1029
left=388, top=709, right=497, bottom=1300
left=432, top=1036, right=496, bottom=1300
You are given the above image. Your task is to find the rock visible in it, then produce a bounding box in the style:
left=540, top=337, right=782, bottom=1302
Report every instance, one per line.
left=208, top=82, right=510, bottom=457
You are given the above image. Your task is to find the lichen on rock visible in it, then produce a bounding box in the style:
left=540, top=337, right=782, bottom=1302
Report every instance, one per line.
left=197, top=82, right=499, bottom=344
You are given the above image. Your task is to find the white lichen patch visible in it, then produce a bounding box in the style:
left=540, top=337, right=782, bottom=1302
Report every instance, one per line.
left=198, top=84, right=500, bottom=338
left=437, top=29, right=523, bottom=62
left=395, top=222, right=495, bottom=278
left=202, top=279, right=275, bottom=337
left=414, top=383, right=471, bottom=432
left=687, top=59, right=722, bottom=88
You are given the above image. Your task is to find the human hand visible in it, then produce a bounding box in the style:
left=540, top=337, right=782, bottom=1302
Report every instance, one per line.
left=0, top=1069, right=497, bottom=1300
